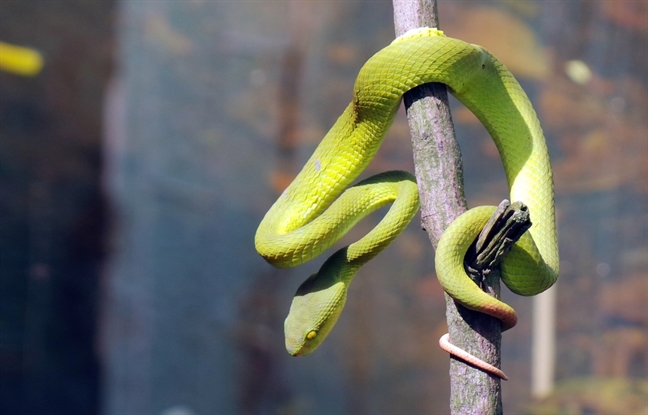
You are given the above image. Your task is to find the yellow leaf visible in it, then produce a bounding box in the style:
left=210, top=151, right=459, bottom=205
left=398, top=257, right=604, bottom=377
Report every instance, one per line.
left=0, top=41, right=44, bottom=76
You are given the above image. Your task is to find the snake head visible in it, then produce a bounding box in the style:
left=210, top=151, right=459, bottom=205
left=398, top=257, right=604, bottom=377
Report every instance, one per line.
left=284, top=270, right=348, bottom=356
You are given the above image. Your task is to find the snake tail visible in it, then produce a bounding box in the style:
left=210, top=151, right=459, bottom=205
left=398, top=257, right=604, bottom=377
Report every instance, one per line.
left=439, top=334, right=508, bottom=380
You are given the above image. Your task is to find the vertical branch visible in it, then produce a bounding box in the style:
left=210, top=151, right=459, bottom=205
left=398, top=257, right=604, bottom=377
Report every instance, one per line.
left=392, top=1, right=465, bottom=243
left=392, top=1, right=504, bottom=414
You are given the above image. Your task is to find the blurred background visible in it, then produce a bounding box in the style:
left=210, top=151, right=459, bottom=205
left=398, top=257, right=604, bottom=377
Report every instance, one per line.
left=1, top=1, right=646, bottom=414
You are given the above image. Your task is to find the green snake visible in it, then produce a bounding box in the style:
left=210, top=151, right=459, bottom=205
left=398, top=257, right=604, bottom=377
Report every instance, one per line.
left=255, top=28, right=559, bottom=377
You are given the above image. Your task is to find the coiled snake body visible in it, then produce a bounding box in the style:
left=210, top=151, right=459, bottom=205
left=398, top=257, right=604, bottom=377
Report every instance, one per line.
left=255, top=28, right=558, bottom=377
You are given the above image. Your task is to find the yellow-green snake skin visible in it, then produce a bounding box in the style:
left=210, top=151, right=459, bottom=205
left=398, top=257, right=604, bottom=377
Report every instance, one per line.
left=255, top=28, right=559, bottom=361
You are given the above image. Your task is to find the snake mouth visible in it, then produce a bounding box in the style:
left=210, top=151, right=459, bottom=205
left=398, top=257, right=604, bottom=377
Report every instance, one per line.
left=284, top=309, right=317, bottom=356
left=288, top=348, right=303, bottom=357
left=284, top=335, right=301, bottom=356
left=285, top=336, right=310, bottom=357
left=287, top=348, right=299, bottom=356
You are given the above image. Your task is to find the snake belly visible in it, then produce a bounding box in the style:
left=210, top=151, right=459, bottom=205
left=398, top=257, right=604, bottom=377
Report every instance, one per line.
left=255, top=28, right=559, bottom=357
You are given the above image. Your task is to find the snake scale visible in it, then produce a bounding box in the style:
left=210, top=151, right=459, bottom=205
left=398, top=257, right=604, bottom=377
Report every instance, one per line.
left=255, top=28, right=558, bottom=378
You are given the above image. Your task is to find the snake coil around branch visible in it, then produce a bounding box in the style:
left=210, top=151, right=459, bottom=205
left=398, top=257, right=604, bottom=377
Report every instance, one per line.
left=255, top=28, right=559, bottom=378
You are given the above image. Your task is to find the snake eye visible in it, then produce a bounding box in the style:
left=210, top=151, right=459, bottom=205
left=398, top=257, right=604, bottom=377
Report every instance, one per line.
left=306, top=330, right=317, bottom=340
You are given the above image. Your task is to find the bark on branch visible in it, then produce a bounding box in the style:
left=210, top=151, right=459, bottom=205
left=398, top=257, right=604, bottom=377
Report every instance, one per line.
left=391, top=1, right=518, bottom=413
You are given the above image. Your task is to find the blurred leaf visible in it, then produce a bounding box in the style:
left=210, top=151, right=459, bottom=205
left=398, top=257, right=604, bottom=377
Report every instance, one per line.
left=526, top=377, right=648, bottom=415
left=145, top=14, right=195, bottom=55
left=603, top=1, right=648, bottom=33
left=0, top=41, right=44, bottom=76
left=441, top=5, right=549, bottom=80
left=541, top=75, right=648, bottom=194
left=598, top=273, right=647, bottom=325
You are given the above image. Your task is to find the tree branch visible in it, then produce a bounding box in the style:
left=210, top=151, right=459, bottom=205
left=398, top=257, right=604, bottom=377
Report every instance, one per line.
left=392, top=1, right=513, bottom=414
